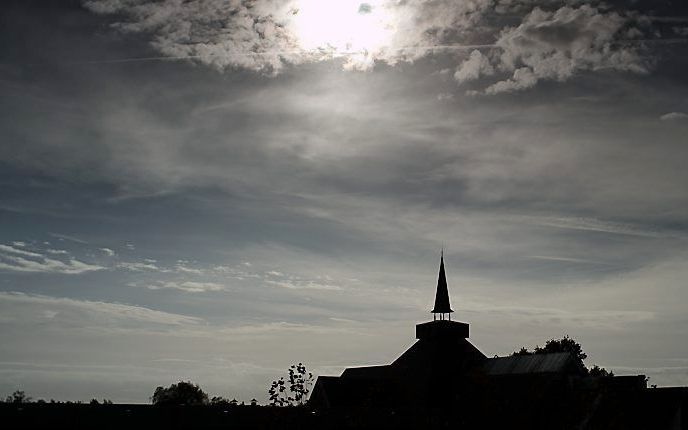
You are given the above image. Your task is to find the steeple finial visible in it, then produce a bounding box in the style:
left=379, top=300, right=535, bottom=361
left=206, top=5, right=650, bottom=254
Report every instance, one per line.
left=431, top=251, right=453, bottom=318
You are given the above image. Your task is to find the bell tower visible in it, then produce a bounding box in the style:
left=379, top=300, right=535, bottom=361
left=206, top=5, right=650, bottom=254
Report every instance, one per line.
left=415, top=251, right=469, bottom=340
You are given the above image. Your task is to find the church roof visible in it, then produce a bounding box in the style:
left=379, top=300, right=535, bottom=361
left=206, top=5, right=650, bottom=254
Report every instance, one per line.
left=483, top=352, right=584, bottom=375
left=431, top=252, right=453, bottom=314
left=340, top=365, right=394, bottom=379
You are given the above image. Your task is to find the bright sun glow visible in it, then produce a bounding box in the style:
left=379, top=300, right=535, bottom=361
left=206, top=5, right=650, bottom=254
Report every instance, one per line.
left=290, top=0, right=394, bottom=55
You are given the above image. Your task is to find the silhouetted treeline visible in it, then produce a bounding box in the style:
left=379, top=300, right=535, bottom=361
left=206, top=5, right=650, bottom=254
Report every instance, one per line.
left=1, top=390, right=113, bottom=405
left=2, top=387, right=687, bottom=430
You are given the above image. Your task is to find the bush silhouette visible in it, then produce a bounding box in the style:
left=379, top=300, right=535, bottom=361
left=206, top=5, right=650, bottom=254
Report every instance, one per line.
left=151, top=381, right=209, bottom=406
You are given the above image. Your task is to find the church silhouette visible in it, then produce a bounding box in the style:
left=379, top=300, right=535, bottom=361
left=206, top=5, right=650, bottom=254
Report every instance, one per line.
left=3, top=255, right=686, bottom=429
left=309, top=254, right=686, bottom=429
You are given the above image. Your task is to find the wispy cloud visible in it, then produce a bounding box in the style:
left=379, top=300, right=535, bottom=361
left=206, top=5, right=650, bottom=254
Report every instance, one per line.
left=0, top=292, right=202, bottom=327
left=49, top=233, right=88, bottom=244
left=117, top=261, right=165, bottom=272
left=461, top=300, right=655, bottom=331
left=138, top=281, right=225, bottom=293
left=261, top=268, right=343, bottom=291
left=175, top=261, right=204, bottom=275
left=531, top=216, right=677, bottom=238
left=0, top=243, right=105, bottom=275
left=265, top=279, right=342, bottom=291
left=660, top=112, right=688, bottom=121
left=0, top=244, right=44, bottom=258
left=526, top=255, right=609, bottom=265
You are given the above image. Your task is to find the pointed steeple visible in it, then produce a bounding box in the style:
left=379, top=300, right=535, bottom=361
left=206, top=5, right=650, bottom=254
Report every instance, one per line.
left=431, top=250, right=453, bottom=316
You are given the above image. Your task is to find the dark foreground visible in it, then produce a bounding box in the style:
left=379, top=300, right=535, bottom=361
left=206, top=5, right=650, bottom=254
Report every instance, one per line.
left=2, top=387, right=687, bottom=430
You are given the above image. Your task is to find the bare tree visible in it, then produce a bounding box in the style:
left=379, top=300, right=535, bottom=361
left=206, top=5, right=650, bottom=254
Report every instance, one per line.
left=269, top=363, right=314, bottom=406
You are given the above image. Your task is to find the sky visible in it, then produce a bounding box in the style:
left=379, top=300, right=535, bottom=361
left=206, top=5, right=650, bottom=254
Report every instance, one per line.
left=1, top=0, right=687, bottom=403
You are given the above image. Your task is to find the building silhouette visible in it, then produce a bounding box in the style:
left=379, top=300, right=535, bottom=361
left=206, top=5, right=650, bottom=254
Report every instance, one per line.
left=310, top=254, right=686, bottom=429
left=3, top=254, right=686, bottom=429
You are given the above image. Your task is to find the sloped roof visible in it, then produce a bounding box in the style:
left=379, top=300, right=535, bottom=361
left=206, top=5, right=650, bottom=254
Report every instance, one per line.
left=483, top=352, right=582, bottom=375
left=341, top=365, right=394, bottom=379
left=392, top=336, right=486, bottom=369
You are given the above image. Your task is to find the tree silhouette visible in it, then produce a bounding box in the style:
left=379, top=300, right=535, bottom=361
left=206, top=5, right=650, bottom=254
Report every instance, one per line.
left=210, top=396, right=231, bottom=406
left=589, top=365, right=614, bottom=377
left=151, top=381, right=209, bottom=406
left=512, top=335, right=613, bottom=376
left=5, top=390, right=31, bottom=404
left=269, top=363, right=314, bottom=406
left=512, top=347, right=531, bottom=356
left=268, top=377, right=289, bottom=407
left=535, top=335, right=587, bottom=361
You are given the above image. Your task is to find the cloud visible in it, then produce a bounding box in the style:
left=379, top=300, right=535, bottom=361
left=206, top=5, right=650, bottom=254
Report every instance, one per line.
left=526, top=255, right=606, bottom=265
left=660, top=112, right=688, bottom=121
left=49, top=233, right=88, bottom=244
left=3, top=0, right=688, bottom=402
left=141, top=281, right=225, bottom=293
left=83, top=0, right=303, bottom=74
left=99, top=247, right=116, bottom=257
left=263, top=270, right=342, bottom=291
left=117, top=261, right=164, bottom=272
left=82, top=0, right=654, bottom=92
left=175, top=261, right=204, bottom=274
left=0, top=243, right=105, bottom=275
left=0, top=287, right=387, bottom=402
left=673, top=26, right=688, bottom=37
left=529, top=216, right=678, bottom=238
left=80, top=0, right=497, bottom=72
left=484, top=66, right=538, bottom=94
left=479, top=5, right=649, bottom=94
left=454, top=49, right=494, bottom=83
left=461, top=300, right=655, bottom=331
left=436, top=92, right=454, bottom=101
left=265, top=279, right=342, bottom=291
left=0, top=292, right=202, bottom=327
left=0, top=244, right=43, bottom=258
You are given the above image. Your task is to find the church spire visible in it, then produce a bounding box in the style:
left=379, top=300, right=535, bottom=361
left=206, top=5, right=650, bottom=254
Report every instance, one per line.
left=431, top=250, right=453, bottom=320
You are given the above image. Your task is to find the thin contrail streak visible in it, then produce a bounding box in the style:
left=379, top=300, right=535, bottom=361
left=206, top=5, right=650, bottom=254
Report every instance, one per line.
left=13, top=44, right=498, bottom=66
left=66, top=55, right=206, bottom=64
left=6, top=39, right=686, bottom=67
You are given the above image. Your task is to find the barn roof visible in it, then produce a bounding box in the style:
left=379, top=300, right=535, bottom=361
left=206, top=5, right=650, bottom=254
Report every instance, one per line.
left=484, top=352, right=583, bottom=375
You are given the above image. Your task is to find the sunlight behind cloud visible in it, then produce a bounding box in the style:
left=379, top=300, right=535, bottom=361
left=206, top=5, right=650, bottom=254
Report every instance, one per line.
left=289, top=0, right=394, bottom=62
